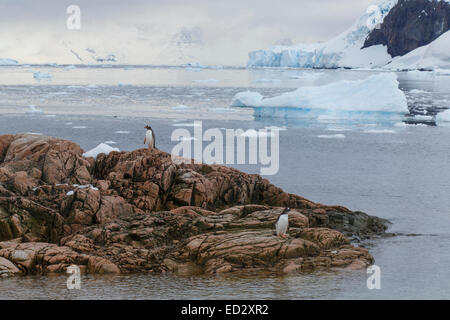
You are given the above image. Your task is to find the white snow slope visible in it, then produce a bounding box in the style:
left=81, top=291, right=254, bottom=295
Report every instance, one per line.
left=385, top=31, right=450, bottom=70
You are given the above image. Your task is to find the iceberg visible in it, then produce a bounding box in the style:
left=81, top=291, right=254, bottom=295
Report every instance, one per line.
left=437, top=110, right=450, bottom=123
left=82, top=143, right=120, bottom=159
left=317, top=134, right=346, bottom=139
left=194, top=78, right=220, bottom=83
left=0, top=58, right=18, bottom=65
left=25, top=105, right=43, bottom=115
left=231, top=73, right=408, bottom=120
left=33, top=71, right=52, bottom=80
left=248, top=0, right=397, bottom=68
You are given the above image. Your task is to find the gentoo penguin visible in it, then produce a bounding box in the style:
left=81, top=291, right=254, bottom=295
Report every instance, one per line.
left=144, top=125, right=156, bottom=149
left=275, top=208, right=291, bottom=238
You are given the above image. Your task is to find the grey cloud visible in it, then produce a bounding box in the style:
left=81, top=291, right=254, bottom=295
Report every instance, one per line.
left=0, top=0, right=375, bottom=64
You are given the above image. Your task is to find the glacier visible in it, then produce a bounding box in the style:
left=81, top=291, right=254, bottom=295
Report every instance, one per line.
left=231, top=73, right=408, bottom=119
left=247, top=0, right=398, bottom=68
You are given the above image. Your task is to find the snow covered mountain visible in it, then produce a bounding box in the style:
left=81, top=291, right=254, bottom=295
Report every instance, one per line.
left=386, top=30, right=450, bottom=70
left=247, top=0, right=450, bottom=70
left=363, top=0, right=450, bottom=57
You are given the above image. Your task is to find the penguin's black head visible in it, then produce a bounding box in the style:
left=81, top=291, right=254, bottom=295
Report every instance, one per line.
left=282, top=207, right=291, bottom=215
left=144, top=125, right=152, bottom=130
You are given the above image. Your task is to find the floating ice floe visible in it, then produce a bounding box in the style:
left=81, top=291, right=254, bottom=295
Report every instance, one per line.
left=63, top=65, right=77, bottom=71
left=364, top=129, right=397, bottom=134
left=72, top=126, right=87, bottom=129
left=194, top=79, right=220, bottom=83
left=33, top=71, right=52, bottom=80
left=115, top=130, right=130, bottom=134
left=288, top=73, right=325, bottom=79
left=317, top=134, right=346, bottom=139
left=252, top=78, right=281, bottom=83
left=82, top=143, right=120, bottom=159
left=437, top=110, right=450, bottom=122
left=207, top=107, right=236, bottom=113
left=231, top=73, right=408, bottom=120
left=172, top=104, right=191, bottom=111
left=26, top=105, right=43, bottom=114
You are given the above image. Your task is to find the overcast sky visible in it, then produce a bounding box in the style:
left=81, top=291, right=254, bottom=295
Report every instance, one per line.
left=0, top=0, right=375, bottom=65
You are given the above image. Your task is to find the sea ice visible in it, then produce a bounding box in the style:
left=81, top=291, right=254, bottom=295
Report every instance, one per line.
left=82, top=143, right=120, bottom=159
left=0, top=58, right=19, bottom=65
left=63, top=65, right=77, bottom=70
left=33, top=71, right=52, bottom=80
left=437, top=110, right=450, bottom=122
left=172, top=104, right=191, bottom=111
left=26, top=105, right=43, bottom=114
left=252, top=78, right=281, bottom=83
left=194, top=79, right=220, bottom=83
left=317, top=134, right=346, bottom=139
left=364, top=129, right=397, bottom=133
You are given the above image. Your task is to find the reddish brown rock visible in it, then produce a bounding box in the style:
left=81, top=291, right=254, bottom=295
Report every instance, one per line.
left=0, top=240, right=119, bottom=275
left=0, top=134, right=388, bottom=276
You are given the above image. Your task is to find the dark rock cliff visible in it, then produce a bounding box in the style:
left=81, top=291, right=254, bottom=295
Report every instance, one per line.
left=363, top=0, right=450, bottom=57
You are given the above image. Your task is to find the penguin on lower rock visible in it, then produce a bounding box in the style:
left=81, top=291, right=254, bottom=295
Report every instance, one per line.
left=275, top=208, right=291, bottom=238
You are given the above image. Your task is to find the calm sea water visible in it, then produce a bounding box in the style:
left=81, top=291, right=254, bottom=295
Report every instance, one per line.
left=0, top=66, right=449, bottom=299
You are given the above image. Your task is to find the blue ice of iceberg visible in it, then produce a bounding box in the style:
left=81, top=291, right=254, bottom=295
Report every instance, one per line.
left=231, top=73, right=408, bottom=120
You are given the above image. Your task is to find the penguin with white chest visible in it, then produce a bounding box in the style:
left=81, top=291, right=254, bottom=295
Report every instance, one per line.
left=144, top=125, right=156, bottom=149
left=275, top=208, right=291, bottom=238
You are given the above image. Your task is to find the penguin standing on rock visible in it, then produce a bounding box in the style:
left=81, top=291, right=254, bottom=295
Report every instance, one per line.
left=275, top=208, right=291, bottom=238
left=144, top=125, right=156, bottom=149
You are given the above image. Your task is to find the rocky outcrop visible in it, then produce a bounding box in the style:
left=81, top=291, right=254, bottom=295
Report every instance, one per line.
left=0, top=134, right=388, bottom=276
left=363, top=0, right=450, bottom=57
left=0, top=240, right=119, bottom=276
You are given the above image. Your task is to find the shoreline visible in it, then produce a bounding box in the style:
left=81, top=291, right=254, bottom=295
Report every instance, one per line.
left=0, top=133, right=388, bottom=278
